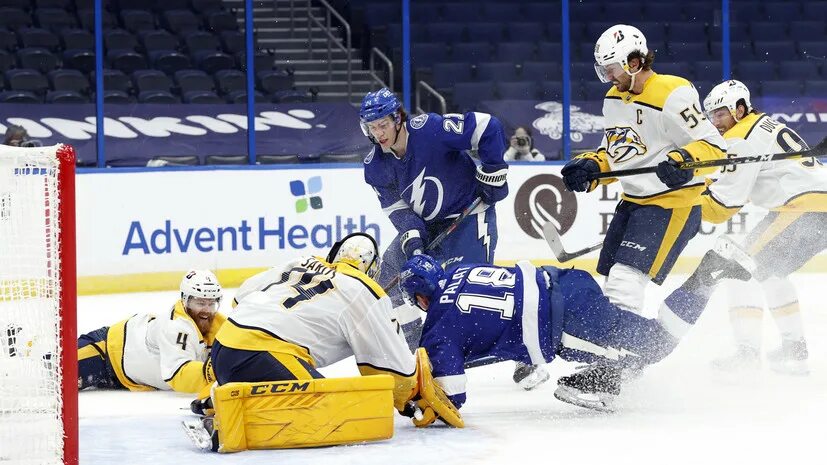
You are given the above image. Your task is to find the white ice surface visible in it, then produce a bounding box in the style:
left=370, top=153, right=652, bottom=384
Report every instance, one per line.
left=79, top=274, right=827, bottom=465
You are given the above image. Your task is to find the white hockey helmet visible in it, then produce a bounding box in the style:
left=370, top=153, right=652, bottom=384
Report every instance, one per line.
left=180, top=269, right=223, bottom=305
left=593, top=24, right=649, bottom=83
left=703, top=80, right=752, bottom=121
left=326, top=232, right=381, bottom=278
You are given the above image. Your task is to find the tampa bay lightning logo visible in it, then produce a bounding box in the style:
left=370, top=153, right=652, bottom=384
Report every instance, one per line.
left=402, top=168, right=444, bottom=221
left=605, top=126, right=647, bottom=163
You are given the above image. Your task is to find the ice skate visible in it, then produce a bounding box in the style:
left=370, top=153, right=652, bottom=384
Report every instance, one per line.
left=767, top=339, right=809, bottom=376
left=182, top=416, right=218, bottom=452
left=710, top=345, right=761, bottom=372
left=513, top=362, right=550, bottom=391
left=553, top=364, right=621, bottom=412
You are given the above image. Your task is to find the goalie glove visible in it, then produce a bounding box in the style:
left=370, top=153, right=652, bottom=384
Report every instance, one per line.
left=409, top=348, right=464, bottom=428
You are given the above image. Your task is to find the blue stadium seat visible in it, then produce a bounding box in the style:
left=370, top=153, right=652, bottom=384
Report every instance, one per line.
left=62, top=49, right=95, bottom=73
left=637, top=23, right=666, bottom=43
left=219, top=31, right=244, bottom=54
left=730, top=1, right=766, bottom=22
left=583, top=81, right=609, bottom=100
left=5, top=0, right=31, bottom=9
left=162, top=10, right=201, bottom=34
left=149, top=50, right=191, bottom=74
left=789, top=21, right=826, bottom=42
left=804, top=81, right=827, bottom=98
left=644, top=3, right=680, bottom=21
left=441, top=3, right=482, bottom=21
left=214, top=69, right=245, bottom=95
left=494, top=42, right=534, bottom=63
left=536, top=41, right=561, bottom=61
left=98, top=89, right=132, bottom=103
left=658, top=62, right=693, bottom=80
left=205, top=11, right=238, bottom=33
left=497, top=81, right=537, bottom=100
left=19, top=28, right=59, bottom=51
left=410, top=43, right=449, bottom=68
left=777, top=61, right=820, bottom=80
left=451, top=42, right=492, bottom=63
left=683, top=1, right=717, bottom=21
left=61, top=29, right=93, bottom=50
left=802, top=2, right=827, bottom=22
left=257, top=69, right=293, bottom=95
left=569, top=62, right=595, bottom=83
left=452, top=81, right=496, bottom=111
left=184, top=31, right=221, bottom=53
left=387, top=23, right=428, bottom=46
left=763, top=1, right=802, bottom=21
left=482, top=3, right=523, bottom=22
left=182, top=90, right=223, bottom=104
left=194, top=50, right=235, bottom=74
left=410, top=3, right=432, bottom=23
left=120, top=10, right=156, bottom=33
left=138, top=90, right=180, bottom=103
left=132, top=69, right=173, bottom=93
left=576, top=42, right=595, bottom=62
left=227, top=90, right=267, bottom=103
left=761, top=80, right=803, bottom=98
left=734, top=61, right=776, bottom=80
left=693, top=61, right=723, bottom=82
left=0, top=90, right=40, bottom=103
left=476, top=62, right=519, bottom=82
left=191, top=0, right=225, bottom=12
left=78, top=9, right=116, bottom=31
left=668, top=23, right=707, bottom=43
left=524, top=3, right=557, bottom=20
left=36, top=0, right=72, bottom=7
left=140, top=30, right=179, bottom=52
left=749, top=22, right=788, bottom=41
left=175, top=69, right=215, bottom=93
left=5, top=69, right=48, bottom=95
left=104, top=29, right=138, bottom=52
left=17, top=48, right=59, bottom=73
left=36, top=8, right=77, bottom=32
left=48, top=69, right=89, bottom=94
left=798, top=41, right=827, bottom=60
left=539, top=80, right=562, bottom=100
left=0, top=30, right=17, bottom=52
left=717, top=41, right=754, bottom=61
left=46, top=90, right=86, bottom=103
left=0, top=50, right=14, bottom=71
left=570, top=2, right=602, bottom=22
left=754, top=41, right=798, bottom=60
left=93, top=69, right=132, bottom=94
left=605, top=2, right=644, bottom=22
left=0, top=7, right=33, bottom=30
left=363, top=4, right=400, bottom=28
left=470, top=23, right=504, bottom=44
left=669, top=42, right=711, bottom=61
left=107, top=50, right=147, bottom=74
left=432, top=62, right=472, bottom=90
left=522, top=61, right=561, bottom=81
left=691, top=80, right=716, bottom=97
left=585, top=22, right=615, bottom=42
left=271, top=89, right=313, bottom=103
left=428, top=23, right=465, bottom=44
left=504, top=22, right=545, bottom=43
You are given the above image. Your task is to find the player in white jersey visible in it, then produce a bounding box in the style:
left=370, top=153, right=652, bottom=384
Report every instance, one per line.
left=191, top=233, right=460, bottom=452
left=557, top=24, right=726, bottom=392
left=701, top=80, right=827, bottom=375
left=77, top=269, right=226, bottom=393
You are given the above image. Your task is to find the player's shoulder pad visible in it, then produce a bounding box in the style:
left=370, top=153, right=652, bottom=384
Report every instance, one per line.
left=638, top=73, right=694, bottom=110
left=333, top=262, right=387, bottom=300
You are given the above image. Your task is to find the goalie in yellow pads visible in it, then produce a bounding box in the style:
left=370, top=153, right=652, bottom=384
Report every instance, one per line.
left=183, top=233, right=462, bottom=453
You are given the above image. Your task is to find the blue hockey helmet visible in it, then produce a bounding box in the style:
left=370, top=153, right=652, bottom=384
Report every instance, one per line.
left=399, top=254, right=444, bottom=311
left=359, top=88, right=402, bottom=138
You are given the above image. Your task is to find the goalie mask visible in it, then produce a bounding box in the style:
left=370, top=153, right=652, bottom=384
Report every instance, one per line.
left=593, top=24, right=648, bottom=84
left=399, top=255, right=445, bottom=311
left=703, top=80, right=752, bottom=122
left=326, top=232, right=381, bottom=278
left=180, top=269, right=223, bottom=308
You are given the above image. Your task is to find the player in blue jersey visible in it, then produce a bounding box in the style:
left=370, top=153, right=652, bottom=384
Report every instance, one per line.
left=358, top=89, right=547, bottom=389
left=398, top=239, right=754, bottom=414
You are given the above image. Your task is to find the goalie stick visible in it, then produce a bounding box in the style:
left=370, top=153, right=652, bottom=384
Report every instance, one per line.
left=589, top=136, right=827, bottom=180
left=383, top=196, right=484, bottom=292
left=542, top=222, right=602, bottom=263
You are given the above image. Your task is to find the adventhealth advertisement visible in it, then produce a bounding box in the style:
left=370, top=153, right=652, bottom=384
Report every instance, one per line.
left=76, top=165, right=817, bottom=292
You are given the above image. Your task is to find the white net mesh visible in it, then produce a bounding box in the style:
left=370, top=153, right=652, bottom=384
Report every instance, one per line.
left=0, top=146, right=64, bottom=465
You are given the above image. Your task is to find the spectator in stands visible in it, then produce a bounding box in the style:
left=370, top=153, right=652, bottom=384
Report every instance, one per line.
left=3, top=125, right=33, bottom=147
left=503, top=126, right=545, bottom=162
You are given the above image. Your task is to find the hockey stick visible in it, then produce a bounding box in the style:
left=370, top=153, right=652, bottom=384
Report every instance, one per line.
left=383, top=196, right=484, bottom=292
left=589, top=136, right=827, bottom=180
left=542, top=222, right=602, bottom=263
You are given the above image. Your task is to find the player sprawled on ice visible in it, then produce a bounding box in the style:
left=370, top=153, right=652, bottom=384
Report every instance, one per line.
left=558, top=24, right=726, bottom=393
left=359, top=89, right=547, bottom=389
left=400, top=239, right=754, bottom=414
left=183, top=233, right=462, bottom=453
left=77, top=270, right=226, bottom=393
left=701, top=80, right=827, bottom=375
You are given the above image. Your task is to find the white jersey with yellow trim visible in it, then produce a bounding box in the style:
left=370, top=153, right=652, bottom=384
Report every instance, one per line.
left=116, top=302, right=224, bottom=392
left=600, top=73, right=727, bottom=203
left=703, top=113, right=827, bottom=223
left=228, top=256, right=415, bottom=376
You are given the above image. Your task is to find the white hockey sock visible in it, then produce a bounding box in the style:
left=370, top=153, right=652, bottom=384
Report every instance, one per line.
left=770, top=303, right=805, bottom=342
left=728, top=306, right=763, bottom=350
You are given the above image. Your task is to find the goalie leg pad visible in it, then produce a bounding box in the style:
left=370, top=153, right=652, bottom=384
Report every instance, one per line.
left=412, top=348, right=464, bottom=428
left=211, top=375, right=396, bottom=452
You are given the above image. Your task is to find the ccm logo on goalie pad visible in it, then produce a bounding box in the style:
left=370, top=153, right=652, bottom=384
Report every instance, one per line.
left=249, top=381, right=311, bottom=395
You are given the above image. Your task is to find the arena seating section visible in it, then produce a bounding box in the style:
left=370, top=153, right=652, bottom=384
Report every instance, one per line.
left=354, top=0, right=827, bottom=114
left=0, top=0, right=297, bottom=103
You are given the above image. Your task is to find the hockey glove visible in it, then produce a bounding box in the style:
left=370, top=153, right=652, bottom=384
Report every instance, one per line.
left=475, top=165, right=509, bottom=204
left=400, top=229, right=426, bottom=258
left=561, top=156, right=600, bottom=192
left=656, top=149, right=694, bottom=188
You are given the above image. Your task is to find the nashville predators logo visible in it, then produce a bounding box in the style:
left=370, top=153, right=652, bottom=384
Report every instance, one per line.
left=605, top=127, right=647, bottom=163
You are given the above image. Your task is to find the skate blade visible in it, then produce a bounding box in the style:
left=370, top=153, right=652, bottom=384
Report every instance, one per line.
left=553, top=385, right=616, bottom=413
left=518, top=367, right=551, bottom=391
left=769, top=360, right=810, bottom=376
left=182, top=420, right=214, bottom=451
left=713, top=236, right=756, bottom=275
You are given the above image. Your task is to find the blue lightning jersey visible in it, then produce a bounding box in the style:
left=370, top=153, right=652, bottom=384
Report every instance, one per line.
left=363, top=112, right=507, bottom=244
left=419, top=261, right=565, bottom=409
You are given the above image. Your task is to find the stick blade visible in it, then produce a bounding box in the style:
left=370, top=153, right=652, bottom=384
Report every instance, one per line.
left=541, top=222, right=567, bottom=260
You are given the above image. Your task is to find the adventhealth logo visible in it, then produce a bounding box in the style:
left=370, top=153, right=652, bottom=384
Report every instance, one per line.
left=290, top=176, right=323, bottom=213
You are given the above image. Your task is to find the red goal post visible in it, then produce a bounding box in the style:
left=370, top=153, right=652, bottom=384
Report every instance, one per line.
left=0, top=144, right=77, bottom=465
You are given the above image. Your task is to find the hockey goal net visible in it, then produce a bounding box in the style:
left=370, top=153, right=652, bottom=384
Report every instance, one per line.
left=0, top=144, right=77, bottom=465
